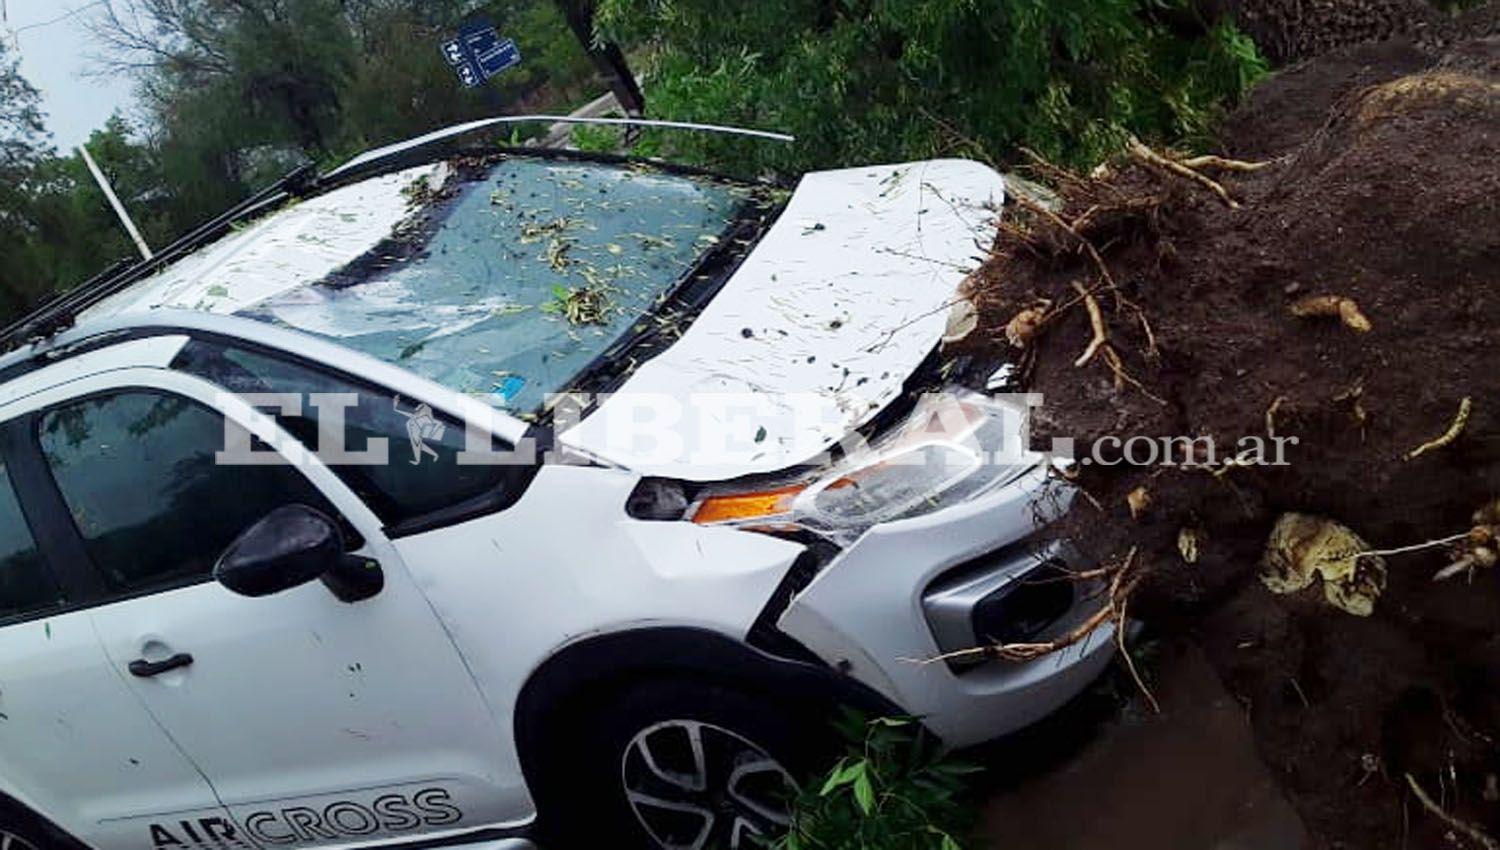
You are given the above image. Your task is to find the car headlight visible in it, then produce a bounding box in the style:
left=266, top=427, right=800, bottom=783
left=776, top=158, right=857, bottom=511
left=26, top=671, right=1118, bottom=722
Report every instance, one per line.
left=689, top=389, right=1040, bottom=546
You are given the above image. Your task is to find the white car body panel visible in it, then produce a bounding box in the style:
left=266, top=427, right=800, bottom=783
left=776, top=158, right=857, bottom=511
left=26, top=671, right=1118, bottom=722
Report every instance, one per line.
left=779, top=466, right=1115, bottom=746
left=80, top=165, right=447, bottom=323
left=0, top=336, right=187, bottom=409
left=0, top=604, right=226, bottom=849
left=389, top=463, right=804, bottom=812
left=0, top=367, right=514, bottom=846
left=0, top=149, right=1118, bottom=850
left=559, top=160, right=1003, bottom=480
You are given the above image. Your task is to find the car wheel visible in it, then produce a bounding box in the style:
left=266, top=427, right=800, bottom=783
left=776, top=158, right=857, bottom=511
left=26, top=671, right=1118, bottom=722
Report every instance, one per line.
left=0, top=827, right=41, bottom=850
left=542, top=680, right=836, bottom=850
left=0, top=810, right=62, bottom=850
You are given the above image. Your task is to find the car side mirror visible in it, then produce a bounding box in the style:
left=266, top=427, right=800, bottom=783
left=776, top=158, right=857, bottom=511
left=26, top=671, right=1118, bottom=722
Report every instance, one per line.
left=214, top=505, right=383, bottom=603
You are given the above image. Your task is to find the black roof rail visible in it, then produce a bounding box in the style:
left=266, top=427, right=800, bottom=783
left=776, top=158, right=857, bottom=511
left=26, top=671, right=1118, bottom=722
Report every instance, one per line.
left=0, top=164, right=321, bottom=354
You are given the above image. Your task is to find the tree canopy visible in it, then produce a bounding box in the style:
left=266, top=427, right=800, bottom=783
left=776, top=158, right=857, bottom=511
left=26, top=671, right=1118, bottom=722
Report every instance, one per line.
left=597, top=0, right=1267, bottom=174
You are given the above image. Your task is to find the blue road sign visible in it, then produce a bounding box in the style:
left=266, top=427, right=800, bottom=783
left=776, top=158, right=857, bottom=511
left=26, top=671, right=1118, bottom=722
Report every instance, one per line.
left=441, top=18, right=521, bottom=88
left=474, top=37, right=522, bottom=78
left=441, top=39, right=467, bottom=68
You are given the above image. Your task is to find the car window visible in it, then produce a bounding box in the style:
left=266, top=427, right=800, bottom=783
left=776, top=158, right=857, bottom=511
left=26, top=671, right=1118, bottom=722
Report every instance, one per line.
left=0, top=460, right=63, bottom=621
left=39, top=390, right=344, bottom=597
left=174, top=339, right=520, bottom=525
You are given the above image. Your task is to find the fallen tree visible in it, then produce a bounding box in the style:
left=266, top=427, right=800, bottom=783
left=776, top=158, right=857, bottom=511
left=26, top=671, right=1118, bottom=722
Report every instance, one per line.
left=957, top=34, right=1500, bottom=850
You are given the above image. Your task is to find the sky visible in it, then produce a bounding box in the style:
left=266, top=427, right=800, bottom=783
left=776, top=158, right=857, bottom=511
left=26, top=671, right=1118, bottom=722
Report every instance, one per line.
left=2, top=0, right=137, bottom=149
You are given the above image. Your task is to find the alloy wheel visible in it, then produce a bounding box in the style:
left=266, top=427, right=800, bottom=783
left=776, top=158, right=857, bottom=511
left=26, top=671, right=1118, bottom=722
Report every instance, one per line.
left=621, top=719, right=797, bottom=850
left=0, top=829, right=39, bottom=850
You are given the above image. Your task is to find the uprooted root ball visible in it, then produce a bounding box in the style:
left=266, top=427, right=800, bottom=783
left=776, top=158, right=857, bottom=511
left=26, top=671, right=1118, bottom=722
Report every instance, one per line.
left=960, top=37, right=1500, bottom=850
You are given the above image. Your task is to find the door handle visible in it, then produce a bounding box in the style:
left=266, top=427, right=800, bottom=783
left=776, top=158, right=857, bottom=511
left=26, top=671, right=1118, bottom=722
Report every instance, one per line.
left=128, top=653, right=194, bottom=678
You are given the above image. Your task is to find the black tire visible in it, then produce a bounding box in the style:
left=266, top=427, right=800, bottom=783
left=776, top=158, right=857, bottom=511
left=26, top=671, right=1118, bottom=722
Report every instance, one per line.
left=536, top=679, right=840, bottom=850
left=0, top=802, right=76, bottom=850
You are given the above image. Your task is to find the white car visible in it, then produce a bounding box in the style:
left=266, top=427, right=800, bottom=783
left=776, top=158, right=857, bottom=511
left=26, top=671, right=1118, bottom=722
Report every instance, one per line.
left=0, top=133, right=1115, bottom=850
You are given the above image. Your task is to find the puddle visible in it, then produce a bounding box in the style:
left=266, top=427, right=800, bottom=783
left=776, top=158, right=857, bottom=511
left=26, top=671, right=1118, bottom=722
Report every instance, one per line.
left=968, top=640, right=1308, bottom=850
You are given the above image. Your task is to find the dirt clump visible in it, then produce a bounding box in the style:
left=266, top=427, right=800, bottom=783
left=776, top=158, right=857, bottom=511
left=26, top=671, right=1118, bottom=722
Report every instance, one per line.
left=962, top=37, right=1500, bottom=850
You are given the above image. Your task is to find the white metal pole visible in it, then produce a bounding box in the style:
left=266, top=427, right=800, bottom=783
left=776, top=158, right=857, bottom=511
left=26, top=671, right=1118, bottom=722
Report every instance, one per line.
left=77, top=144, right=153, bottom=260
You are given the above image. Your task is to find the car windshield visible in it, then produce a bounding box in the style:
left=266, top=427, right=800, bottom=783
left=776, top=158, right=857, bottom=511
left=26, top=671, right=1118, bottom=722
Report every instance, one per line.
left=240, top=157, right=759, bottom=413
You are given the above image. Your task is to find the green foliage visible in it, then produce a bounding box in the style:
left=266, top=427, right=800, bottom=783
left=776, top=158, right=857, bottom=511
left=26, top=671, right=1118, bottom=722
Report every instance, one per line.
left=569, top=123, right=624, bottom=153
left=1, top=113, right=181, bottom=314
left=0, top=38, right=47, bottom=182
left=0, top=39, right=53, bottom=312
left=597, top=0, right=1268, bottom=176
left=541, top=281, right=618, bottom=325
left=22, top=118, right=177, bottom=287
left=96, top=0, right=598, bottom=167
left=779, top=714, right=980, bottom=850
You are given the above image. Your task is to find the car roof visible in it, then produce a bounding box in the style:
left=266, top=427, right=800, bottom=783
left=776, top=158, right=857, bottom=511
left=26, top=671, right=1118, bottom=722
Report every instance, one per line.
left=76, top=162, right=448, bottom=325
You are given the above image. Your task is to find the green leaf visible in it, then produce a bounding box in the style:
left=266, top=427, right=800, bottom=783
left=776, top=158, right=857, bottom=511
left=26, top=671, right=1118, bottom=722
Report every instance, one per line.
left=932, top=761, right=984, bottom=776
left=818, top=759, right=854, bottom=795
left=853, top=772, right=875, bottom=815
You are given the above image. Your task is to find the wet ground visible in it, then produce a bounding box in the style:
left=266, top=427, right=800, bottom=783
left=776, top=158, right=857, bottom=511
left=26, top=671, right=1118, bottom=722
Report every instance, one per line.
left=971, top=639, right=1309, bottom=850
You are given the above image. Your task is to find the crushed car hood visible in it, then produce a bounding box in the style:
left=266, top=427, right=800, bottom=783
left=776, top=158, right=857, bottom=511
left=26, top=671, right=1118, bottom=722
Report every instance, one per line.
left=559, top=159, right=1005, bottom=480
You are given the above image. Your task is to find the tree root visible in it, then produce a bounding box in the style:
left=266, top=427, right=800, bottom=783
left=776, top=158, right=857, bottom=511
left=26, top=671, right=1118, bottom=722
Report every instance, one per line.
left=1406, top=397, right=1473, bottom=460
left=1072, top=281, right=1108, bottom=366
left=1018, top=146, right=1104, bottom=198
left=1435, top=520, right=1498, bottom=581
left=1128, top=136, right=1241, bottom=209
left=1069, top=194, right=1166, bottom=233
left=1115, top=591, right=1160, bottom=714
left=1127, top=485, right=1152, bottom=519
left=1004, top=303, right=1049, bottom=348
left=1290, top=294, right=1373, bottom=333
left=1356, top=530, right=1473, bottom=562
left=1334, top=380, right=1369, bottom=430
left=1005, top=161, right=1165, bottom=402
left=1178, top=527, right=1202, bottom=564
left=1266, top=395, right=1289, bottom=438
left=1349, top=500, right=1498, bottom=582
left=916, top=548, right=1146, bottom=670
left=1177, top=154, right=1274, bottom=172
left=1101, top=346, right=1169, bottom=405
left=1014, top=194, right=1118, bottom=292
left=1406, top=773, right=1500, bottom=850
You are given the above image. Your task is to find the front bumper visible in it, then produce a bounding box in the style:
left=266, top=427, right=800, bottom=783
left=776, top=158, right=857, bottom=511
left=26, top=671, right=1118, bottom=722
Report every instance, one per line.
left=777, top=464, right=1117, bottom=747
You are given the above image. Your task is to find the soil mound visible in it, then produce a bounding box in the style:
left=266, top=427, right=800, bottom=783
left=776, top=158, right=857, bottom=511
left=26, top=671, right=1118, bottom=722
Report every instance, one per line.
left=1219, top=38, right=1436, bottom=157
left=1222, top=0, right=1443, bottom=64
left=965, top=38, right=1500, bottom=849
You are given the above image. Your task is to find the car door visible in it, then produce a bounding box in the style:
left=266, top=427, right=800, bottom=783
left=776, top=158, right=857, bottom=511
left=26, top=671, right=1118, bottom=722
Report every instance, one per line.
left=0, top=419, right=232, bottom=850
left=15, top=366, right=517, bottom=848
